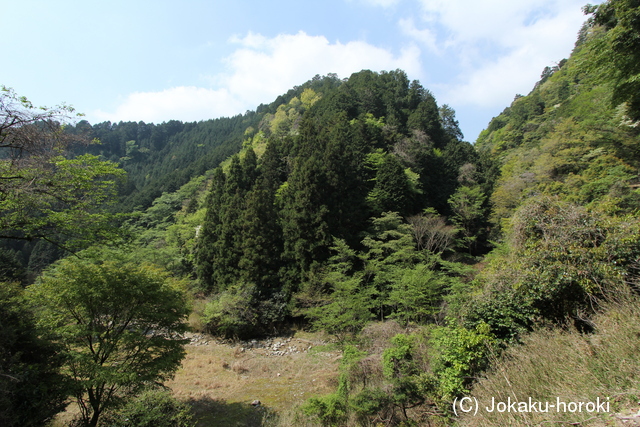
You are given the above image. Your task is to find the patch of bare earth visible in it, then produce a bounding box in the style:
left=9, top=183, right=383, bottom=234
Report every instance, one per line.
left=166, top=332, right=341, bottom=426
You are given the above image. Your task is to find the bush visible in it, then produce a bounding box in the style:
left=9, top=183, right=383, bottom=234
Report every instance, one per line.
left=202, top=285, right=258, bottom=339
left=98, top=388, right=194, bottom=427
left=428, top=323, right=495, bottom=402
left=351, top=387, right=393, bottom=425
left=301, top=393, right=348, bottom=427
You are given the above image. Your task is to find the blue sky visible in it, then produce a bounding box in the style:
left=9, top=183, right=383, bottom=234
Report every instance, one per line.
left=2, top=0, right=598, bottom=142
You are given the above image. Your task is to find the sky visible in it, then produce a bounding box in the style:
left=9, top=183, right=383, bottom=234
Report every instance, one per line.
left=2, top=0, right=599, bottom=142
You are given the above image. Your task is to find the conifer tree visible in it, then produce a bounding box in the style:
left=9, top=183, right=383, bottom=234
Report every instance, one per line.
left=367, top=154, right=413, bottom=216
left=195, top=168, right=226, bottom=292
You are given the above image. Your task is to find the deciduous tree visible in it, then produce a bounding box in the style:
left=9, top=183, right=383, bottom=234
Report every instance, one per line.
left=28, top=254, right=189, bottom=427
left=0, top=87, right=125, bottom=252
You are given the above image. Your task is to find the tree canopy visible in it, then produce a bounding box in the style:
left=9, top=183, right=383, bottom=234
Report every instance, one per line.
left=28, top=253, right=190, bottom=427
left=0, top=87, right=125, bottom=253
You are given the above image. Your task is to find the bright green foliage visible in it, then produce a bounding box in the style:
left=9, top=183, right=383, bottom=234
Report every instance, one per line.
left=302, top=334, right=430, bottom=425
left=382, top=334, right=425, bottom=420
left=99, top=387, right=194, bottom=427
left=299, top=211, right=459, bottom=336
left=301, top=345, right=365, bottom=426
left=201, top=284, right=258, bottom=339
left=508, top=198, right=640, bottom=315
left=448, top=185, right=487, bottom=253
left=361, top=212, right=421, bottom=320
left=428, top=323, right=495, bottom=401
left=467, top=196, right=640, bottom=340
left=588, top=0, right=640, bottom=120
left=0, top=87, right=126, bottom=252
left=0, top=282, right=69, bottom=427
left=477, top=18, right=640, bottom=230
left=302, top=239, right=375, bottom=339
left=190, top=71, right=477, bottom=339
left=28, top=254, right=190, bottom=427
left=301, top=393, right=349, bottom=427
left=386, top=263, right=446, bottom=325
left=350, top=387, right=394, bottom=426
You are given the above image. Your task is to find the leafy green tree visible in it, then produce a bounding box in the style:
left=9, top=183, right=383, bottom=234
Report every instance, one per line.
left=468, top=196, right=640, bottom=340
left=303, top=239, right=375, bottom=339
left=28, top=254, right=190, bottom=427
left=301, top=345, right=365, bottom=426
left=280, top=155, right=332, bottom=283
left=428, top=323, right=495, bottom=401
left=448, top=185, right=487, bottom=253
left=0, top=87, right=125, bottom=252
left=202, top=284, right=258, bottom=339
left=382, top=334, right=425, bottom=420
left=361, top=212, right=421, bottom=321
left=238, top=177, right=283, bottom=291
left=0, top=282, right=69, bottom=427
left=387, top=264, right=445, bottom=326
left=407, top=92, right=446, bottom=148
left=439, top=104, right=464, bottom=142
left=195, top=167, right=226, bottom=292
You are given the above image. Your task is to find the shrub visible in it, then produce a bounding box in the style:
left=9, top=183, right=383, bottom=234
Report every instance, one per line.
left=98, top=388, right=194, bottom=427
left=428, top=323, right=495, bottom=402
left=301, top=393, right=348, bottom=427
left=202, top=285, right=258, bottom=339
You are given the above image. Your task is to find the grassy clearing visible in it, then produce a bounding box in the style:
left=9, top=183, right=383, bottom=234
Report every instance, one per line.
left=166, top=332, right=341, bottom=427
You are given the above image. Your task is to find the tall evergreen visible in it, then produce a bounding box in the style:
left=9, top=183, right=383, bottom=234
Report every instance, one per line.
left=280, top=154, right=332, bottom=286
left=195, top=168, right=226, bottom=292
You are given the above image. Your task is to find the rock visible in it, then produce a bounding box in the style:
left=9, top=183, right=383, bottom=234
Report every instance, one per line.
left=251, top=400, right=261, bottom=407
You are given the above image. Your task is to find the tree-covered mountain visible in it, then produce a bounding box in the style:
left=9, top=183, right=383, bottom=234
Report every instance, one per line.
left=3, top=1, right=640, bottom=425
left=68, top=74, right=344, bottom=212
left=192, top=69, right=483, bottom=337
left=465, top=0, right=640, bottom=342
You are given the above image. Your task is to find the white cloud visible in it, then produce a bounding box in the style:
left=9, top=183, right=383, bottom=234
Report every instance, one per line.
left=92, top=31, right=422, bottom=124
left=92, top=87, right=244, bottom=124
left=399, top=18, right=440, bottom=54
left=404, top=0, right=590, bottom=108
left=221, top=31, right=422, bottom=108
left=356, top=0, right=400, bottom=8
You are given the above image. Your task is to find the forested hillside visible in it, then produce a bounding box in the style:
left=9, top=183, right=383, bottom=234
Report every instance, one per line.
left=193, top=69, right=483, bottom=339
left=2, top=1, right=640, bottom=426
left=68, top=74, right=344, bottom=212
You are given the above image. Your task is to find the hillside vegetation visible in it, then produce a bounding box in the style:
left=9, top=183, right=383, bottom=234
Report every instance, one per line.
left=1, top=0, right=640, bottom=426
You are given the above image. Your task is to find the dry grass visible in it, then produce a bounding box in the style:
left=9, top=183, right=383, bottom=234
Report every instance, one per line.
left=48, top=330, right=340, bottom=427
left=166, top=332, right=341, bottom=427
left=459, top=297, right=640, bottom=427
